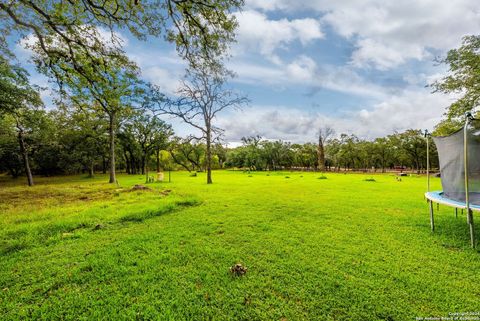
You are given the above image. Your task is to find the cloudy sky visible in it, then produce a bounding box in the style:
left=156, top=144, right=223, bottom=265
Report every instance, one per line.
left=17, top=0, right=480, bottom=144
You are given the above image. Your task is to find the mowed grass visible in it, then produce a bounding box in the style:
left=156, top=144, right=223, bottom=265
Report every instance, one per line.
left=0, top=171, right=479, bottom=320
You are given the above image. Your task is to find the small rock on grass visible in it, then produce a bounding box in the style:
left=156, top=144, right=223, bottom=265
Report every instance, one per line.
left=230, top=263, right=248, bottom=276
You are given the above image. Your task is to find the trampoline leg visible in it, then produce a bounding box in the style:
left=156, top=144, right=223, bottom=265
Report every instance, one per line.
left=455, top=208, right=458, bottom=218
left=429, top=200, right=435, bottom=232
left=467, top=209, right=475, bottom=248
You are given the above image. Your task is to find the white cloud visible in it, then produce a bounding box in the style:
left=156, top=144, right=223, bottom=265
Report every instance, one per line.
left=229, top=57, right=388, bottom=99
left=217, top=107, right=319, bottom=142
left=244, top=0, right=287, bottom=11
left=126, top=47, right=186, bottom=95
left=17, top=26, right=128, bottom=55
left=141, top=66, right=182, bottom=94
left=95, top=27, right=129, bottom=46
left=286, top=55, right=317, bottom=81
left=350, top=90, right=449, bottom=137
left=350, top=38, right=428, bottom=70
left=233, top=10, right=324, bottom=62
left=217, top=89, right=453, bottom=143
left=245, top=0, right=480, bottom=70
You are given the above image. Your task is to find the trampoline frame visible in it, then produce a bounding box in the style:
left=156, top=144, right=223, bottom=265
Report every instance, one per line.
left=425, top=113, right=476, bottom=248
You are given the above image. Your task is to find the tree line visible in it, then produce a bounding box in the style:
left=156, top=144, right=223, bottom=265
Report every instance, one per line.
left=0, top=108, right=439, bottom=180
left=0, top=104, right=233, bottom=179
left=226, top=130, right=438, bottom=173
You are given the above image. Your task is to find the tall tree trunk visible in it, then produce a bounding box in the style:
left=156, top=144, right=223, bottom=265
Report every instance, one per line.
left=317, top=136, right=326, bottom=172
left=128, top=152, right=135, bottom=174
left=88, top=161, right=94, bottom=178
left=131, top=156, right=137, bottom=174
left=102, top=156, right=107, bottom=174
left=156, top=147, right=160, bottom=173
left=9, top=167, right=19, bottom=178
left=206, top=126, right=212, bottom=184
left=124, top=151, right=130, bottom=174
left=144, top=152, right=149, bottom=183
left=108, top=113, right=116, bottom=184
left=17, top=129, right=33, bottom=186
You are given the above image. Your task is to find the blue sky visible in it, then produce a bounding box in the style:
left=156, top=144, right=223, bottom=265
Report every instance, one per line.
left=14, top=0, right=480, bottom=144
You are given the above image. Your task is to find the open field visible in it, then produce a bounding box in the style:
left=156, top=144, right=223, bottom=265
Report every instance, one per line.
left=0, top=171, right=479, bottom=320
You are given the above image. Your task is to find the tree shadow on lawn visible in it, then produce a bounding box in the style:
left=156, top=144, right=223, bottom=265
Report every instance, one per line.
left=407, top=210, right=479, bottom=251
left=0, top=197, right=201, bottom=256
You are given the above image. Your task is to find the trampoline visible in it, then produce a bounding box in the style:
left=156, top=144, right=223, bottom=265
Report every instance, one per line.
left=425, top=191, right=480, bottom=212
left=425, top=113, right=480, bottom=248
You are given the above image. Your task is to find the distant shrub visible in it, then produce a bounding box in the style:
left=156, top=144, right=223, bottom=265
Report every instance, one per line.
left=318, top=175, right=327, bottom=179
left=285, top=176, right=290, bottom=179
left=190, top=173, right=197, bottom=177
left=364, top=178, right=376, bottom=182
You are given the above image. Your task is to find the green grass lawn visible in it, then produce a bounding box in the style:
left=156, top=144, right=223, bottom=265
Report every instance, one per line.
left=1, top=171, right=479, bottom=320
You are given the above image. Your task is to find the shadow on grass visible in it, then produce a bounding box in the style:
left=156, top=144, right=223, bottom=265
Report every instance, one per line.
left=0, top=198, right=202, bottom=256
left=435, top=215, right=479, bottom=250
left=119, top=199, right=200, bottom=223
left=409, top=209, right=479, bottom=251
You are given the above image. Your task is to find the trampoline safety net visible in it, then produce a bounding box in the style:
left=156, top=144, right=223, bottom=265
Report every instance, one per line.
left=433, top=121, right=480, bottom=206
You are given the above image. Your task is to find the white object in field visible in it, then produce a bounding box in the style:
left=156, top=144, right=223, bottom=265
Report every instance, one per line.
left=157, top=172, right=164, bottom=181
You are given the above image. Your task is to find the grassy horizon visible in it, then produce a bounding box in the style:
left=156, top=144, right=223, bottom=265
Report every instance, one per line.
left=1, top=171, right=479, bottom=320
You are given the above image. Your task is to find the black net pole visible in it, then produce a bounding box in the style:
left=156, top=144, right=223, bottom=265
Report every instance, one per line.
left=465, top=113, right=476, bottom=248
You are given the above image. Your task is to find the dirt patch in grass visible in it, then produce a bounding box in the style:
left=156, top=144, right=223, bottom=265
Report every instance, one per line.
left=160, top=189, right=172, bottom=196
left=2, top=191, right=202, bottom=255
left=131, top=185, right=151, bottom=191
left=0, top=188, right=117, bottom=212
